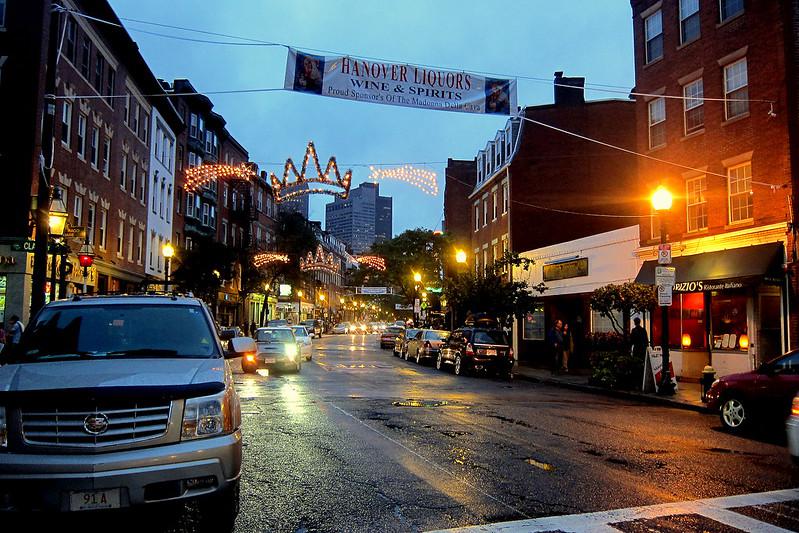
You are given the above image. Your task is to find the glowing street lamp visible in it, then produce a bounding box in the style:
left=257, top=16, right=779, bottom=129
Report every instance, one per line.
left=651, top=186, right=673, bottom=212
left=162, top=242, right=175, bottom=292
left=651, top=185, right=675, bottom=396
left=455, top=249, right=467, bottom=264
left=48, top=191, right=68, bottom=237
left=413, top=272, right=422, bottom=283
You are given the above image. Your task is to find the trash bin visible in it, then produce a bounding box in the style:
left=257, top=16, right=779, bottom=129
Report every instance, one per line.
left=701, top=365, right=716, bottom=403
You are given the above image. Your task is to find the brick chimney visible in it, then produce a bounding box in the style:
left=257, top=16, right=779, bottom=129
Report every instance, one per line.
left=554, top=71, right=585, bottom=106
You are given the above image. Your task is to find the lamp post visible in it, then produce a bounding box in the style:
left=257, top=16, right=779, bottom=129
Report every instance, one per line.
left=162, top=242, right=175, bottom=292
left=451, top=249, right=468, bottom=330
left=651, top=186, right=675, bottom=396
left=296, top=289, right=303, bottom=324
left=413, top=271, right=422, bottom=325
left=47, top=191, right=69, bottom=302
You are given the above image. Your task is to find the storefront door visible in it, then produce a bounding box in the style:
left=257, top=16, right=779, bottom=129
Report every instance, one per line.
left=758, top=291, right=783, bottom=362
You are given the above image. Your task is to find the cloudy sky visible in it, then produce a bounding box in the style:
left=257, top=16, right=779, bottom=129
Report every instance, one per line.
left=109, top=0, right=635, bottom=235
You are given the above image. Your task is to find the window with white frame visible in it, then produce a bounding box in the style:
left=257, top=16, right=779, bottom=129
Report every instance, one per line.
left=648, top=97, right=666, bottom=149
left=494, top=137, right=502, bottom=168
left=186, top=192, right=195, bottom=218
left=683, top=78, right=704, bottom=134
left=202, top=203, right=210, bottom=226
left=190, top=113, right=198, bottom=138
left=679, top=0, right=700, bottom=44
left=686, top=175, right=707, bottom=232
left=492, top=189, right=498, bottom=220
left=73, top=195, right=83, bottom=226
left=137, top=230, right=143, bottom=263
left=132, top=101, right=140, bottom=135
left=87, top=203, right=95, bottom=245
left=210, top=206, right=216, bottom=228
left=149, top=232, right=155, bottom=267
left=159, top=181, right=166, bottom=217
left=474, top=203, right=479, bottom=231
left=483, top=249, right=489, bottom=272
left=477, top=152, right=484, bottom=183
left=117, top=220, right=124, bottom=257
left=127, top=225, right=134, bottom=261
left=501, top=235, right=509, bottom=273
left=166, top=185, right=172, bottom=221
left=102, top=137, right=110, bottom=177
left=719, top=0, right=743, bottom=22
left=728, top=162, right=753, bottom=223
left=474, top=249, right=480, bottom=274
left=140, top=113, right=149, bottom=146
left=724, top=58, right=749, bottom=119
left=139, top=169, right=146, bottom=202
left=482, top=196, right=488, bottom=227
left=504, top=124, right=512, bottom=158
left=61, top=101, right=72, bottom=147
left=76, top=114, right=86, bottom=159
left=152, top=176, right=158, bottom=214
left=644, top=10, right=663, bottom=64
left=157, top=236, right=163, bottom=271
left=123, top=92, right=130, bottom=125
left=502, top=181, right=509, bottom=213
left=120, top=154, right=127, bottom=190
left=222, top=220, right=228, bottom=245
left=99, top=208, right=107, bottom=250
left=130, top=163, right=137, bottom=197
left=484, top=144, right=492, bottom=176
left=90, top=127, right=99, bottom=168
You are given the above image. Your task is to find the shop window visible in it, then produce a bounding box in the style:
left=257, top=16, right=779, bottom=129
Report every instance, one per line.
left=522, top=305, right=545, bottom=340
left=591, top=309, right=623, bottom=334
left=679, top=292, right=707, bottom=349
left=711, top=291, right=747, bottom=350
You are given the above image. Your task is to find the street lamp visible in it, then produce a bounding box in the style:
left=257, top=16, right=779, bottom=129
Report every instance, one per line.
left=651, top=185, right=675, bottom=396
left=162, top=242, right=174, bottom=292
left=48, top=191, right=68, bottom=237
left=296, top=289, right=303, bottom=324
left=455, top=249, right=467, bottom=264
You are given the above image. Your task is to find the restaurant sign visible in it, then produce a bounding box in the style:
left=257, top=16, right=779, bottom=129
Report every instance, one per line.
left=543, top=258, right=589, bottom=282
left=673, top=280, right=745, bottom=292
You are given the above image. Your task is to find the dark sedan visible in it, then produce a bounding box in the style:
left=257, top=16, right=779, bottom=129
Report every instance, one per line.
left=706, top=350, right=799, bottom=432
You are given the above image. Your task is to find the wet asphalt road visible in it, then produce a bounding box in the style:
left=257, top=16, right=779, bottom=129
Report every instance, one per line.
left=13, top=334, right=799, bottom=532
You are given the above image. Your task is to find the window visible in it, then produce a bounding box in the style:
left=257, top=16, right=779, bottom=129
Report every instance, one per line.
left=102, top=137, right=110, bottom=177
left=711, top=291, right=748, bottom=350
left=188, top=152, right=200, bottom=168
left=728, top=162, right=753, bottom=223
left=492, top=190, right=498, bottom=220
left=80, top=37, right=91, bottom=79
left=149, top=233, right=155, bottom=268
left=160, top=181, right=166, bottom=217
left=205, top=130, right=217, bottom=155
left=724, top=58, right=749, bottom=119
left=202, top=204, right=210, bottom=226
left=124, top=92, right=130, bottom=125
left=152, top=176, right=158, bottom=213
left=494, top=137, right=502, bottom=168
left=686, top=176, right=707, bottom=232
left=141, top=113, right=149, bottom=145
left=76, top=114, right=86, bottom=159
left=86, top=203, right=96, bottom=245
left=504, top=124, right=513, bottom=158
left=474, top=203, right=479, bottom=231
left=210, top=206, right=216, bottom=228
left=177, top=146, right=184, bottom=171
left=483, top=249, right=489, bottom=272
left=117, top=220, right=124, bottom=257
left=482, top=197, right=488, bottom=227
left=127, top=226, right=134, bottom=261
left=166, top=185, right=172, bottom=221
left=644, top=10, right=663, bottom=64
left=130, top=163, right=137, bottom=196
left=683, top=79, right=704, bottom=134
left=648, top=97, right=666, bottom=149
left=719, top=0, right=743, bottom=22
left=189, top=113, right=199, bottom=138
left=474, top=249, right=480, bottom=274
left=73, top=195, right=83, bottom=226
left=502, top=181, right=509, bottom=213
left=139, top=169, right=146, bottom=202
left=523, top=304, right=545, bottom=340
left=679, top=0, right=700, bottom=44
left=60, top=101, right=72, bottom=147
left=257, top=190, right=263, bottom=212
left=185, top=236, right=192, bottom=251
left=186, top=192, right=195, bottom=218
left=120, top=154, right=127, bottom=190
left=137, top=230, right=143, bottom=263
left=476, top=152, right=484, bottom=183
left=132, top=101, right=140, bottom=135
left=63, top=17, right=77, bottom=63
left=222, top=221, right=228, bottom=245
left=90, top=127, right=99, bottom=168
left=93, top=53, right=105, bottom=92
left=105, top=68, right=115, bottom=107
left=99, top=209, right=107, bottom=249
left=484, top=145, right=491, bottom=176
left=231, top=225, right=237, bottom=247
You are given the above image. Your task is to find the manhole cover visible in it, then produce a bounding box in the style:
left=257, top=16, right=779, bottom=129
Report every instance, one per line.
left=392, top=399, right=449, bottom=408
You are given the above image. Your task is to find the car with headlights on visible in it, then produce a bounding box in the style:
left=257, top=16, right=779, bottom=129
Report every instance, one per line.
left=291, top=325, right=313, bottom=361
left=301, top=319, right=322, bottom=338
left=246, top=327, right=301, bottom=374
left=380, top=326, right=404, bottom=349
left=405, top=329, right=450, bottom=365
left=332, top=322, right=351, bottom=334
left=0, top=295, right=249, bottom=531
left=706, top=350, right=799, bottom=432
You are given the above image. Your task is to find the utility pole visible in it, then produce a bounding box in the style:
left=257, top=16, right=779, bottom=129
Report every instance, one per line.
left=31, top=3, right=62, bottom=317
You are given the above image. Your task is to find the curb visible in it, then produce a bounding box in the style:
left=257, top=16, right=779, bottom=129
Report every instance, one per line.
left=514, top=371, right=711, bottom=414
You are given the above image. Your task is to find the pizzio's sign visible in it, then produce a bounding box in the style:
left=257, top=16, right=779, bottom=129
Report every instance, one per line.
left=673, top=280, right=745, bottom=292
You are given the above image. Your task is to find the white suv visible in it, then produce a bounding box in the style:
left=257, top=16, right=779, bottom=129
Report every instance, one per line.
left=0, top=295, right=254, bottom=531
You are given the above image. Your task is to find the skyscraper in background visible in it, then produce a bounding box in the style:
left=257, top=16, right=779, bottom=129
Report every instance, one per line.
left=277, top=183, right=310, bottom=219
left=325, top=182, right=392, bottom=254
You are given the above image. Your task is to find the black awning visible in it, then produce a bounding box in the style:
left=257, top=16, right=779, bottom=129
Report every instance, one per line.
left=635, top=243, right=785, bottom=288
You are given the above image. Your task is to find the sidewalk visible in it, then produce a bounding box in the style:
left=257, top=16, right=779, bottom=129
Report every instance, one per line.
left=514, top=364, right=710, bottom=413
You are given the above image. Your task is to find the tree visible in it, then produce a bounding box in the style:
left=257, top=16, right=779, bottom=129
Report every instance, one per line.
left=367, top=229, right=452, bottom=298
left=589, top=282, right=657, bottom=342
left=171, top=237, right=237, bottom=307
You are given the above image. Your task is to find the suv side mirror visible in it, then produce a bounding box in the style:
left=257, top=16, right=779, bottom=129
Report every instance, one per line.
left=228, top=336, right=256, bottom=359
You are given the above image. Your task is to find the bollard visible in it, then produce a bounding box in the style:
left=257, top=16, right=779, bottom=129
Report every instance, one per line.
left=701, top=365, right=716, bottom=403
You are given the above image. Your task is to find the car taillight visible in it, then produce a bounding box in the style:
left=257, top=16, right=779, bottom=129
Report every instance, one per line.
left=465, top=344, right=474, bottom=356
left=792, top=397, right=799, bottom=417
left=509, top=348, right=514, bottom=359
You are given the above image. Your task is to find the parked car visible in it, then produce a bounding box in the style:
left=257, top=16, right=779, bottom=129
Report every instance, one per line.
left=706, top=350, right=799, bottom=432
left=405, top=329, right=450, bottom=365
left=332, top=322, right=351, bottom=334
left=439, top=327, right=514, bottom=378
left=247, top=327, right=302, bottom=374
left=380, top=326, right=405, bottom=349
left=396, top=329, right=420, bottom=359
left=291, top=326, right=314, bottom=361
left=788, top=395, right=799, bottom=463
left=0, top=295, right=247, bottom=530
left=301, top=319, right=323, bottom=338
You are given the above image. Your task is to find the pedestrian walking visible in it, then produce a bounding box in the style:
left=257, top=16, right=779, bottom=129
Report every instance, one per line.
left=249, top=321, right=256, bottom=338
left=561, top=322, right=573, bottom=373
left=631, top=317, right=649, bottom=359
left=5, top=315, right=24, bottom=356
left=547, top=319, right=564, bottom=374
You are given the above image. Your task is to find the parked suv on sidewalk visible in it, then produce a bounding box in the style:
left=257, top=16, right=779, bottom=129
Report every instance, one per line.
left=0, top=295, right=253, bottom=531
left=438, top=327, right=514, bottom=378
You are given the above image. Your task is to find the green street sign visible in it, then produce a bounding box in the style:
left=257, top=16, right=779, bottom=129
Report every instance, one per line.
left=11, top=240, right=37, bottom=252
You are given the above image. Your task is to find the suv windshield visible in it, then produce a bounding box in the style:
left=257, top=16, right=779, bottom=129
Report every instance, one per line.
left=473, top=330, right=508, bottom=345
left=257, top=329, right=294, bottom=343
left=17, top=304, right=218, bottom=362
left=292, top=327, right=309, bottom=337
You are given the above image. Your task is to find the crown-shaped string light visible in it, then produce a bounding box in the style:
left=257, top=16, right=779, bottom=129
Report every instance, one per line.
left=184, top=163, right=255, bottom=192
left=270, top=142, right=352, bottom=203
left=368, top=165, right=438, bottom=196
left=253, top=252, right=290, bottom=268
left=355, top=255, right=386, bottom=271
left=300, top=244, right=339, bottom=273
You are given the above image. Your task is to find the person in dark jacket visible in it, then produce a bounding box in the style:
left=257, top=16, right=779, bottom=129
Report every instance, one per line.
left=631, top=317, right=649, bottom=359
left=547, top=320, right=564, bottom=373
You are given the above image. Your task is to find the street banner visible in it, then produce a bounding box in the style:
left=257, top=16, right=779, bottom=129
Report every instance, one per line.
left=284, top=48, right=517, bottom=115
left=358, top=286, right=389, bottom=295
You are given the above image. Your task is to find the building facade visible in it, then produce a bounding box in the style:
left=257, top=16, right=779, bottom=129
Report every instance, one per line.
left=630, top=0, right=799, bottom=378
left=325, top=182, right=393, bottom=254
left=443, top=157, right=477, bottom=254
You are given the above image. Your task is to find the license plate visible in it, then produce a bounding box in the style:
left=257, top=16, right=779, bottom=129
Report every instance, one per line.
left=69, top=489, right=121, bottom=511
left=263, top=357, right=276, bottom=364
left=486, top=349, right=497, bottom=356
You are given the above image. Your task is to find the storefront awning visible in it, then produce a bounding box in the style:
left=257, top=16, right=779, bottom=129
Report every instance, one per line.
left=635, top=243, right=785, bottom=290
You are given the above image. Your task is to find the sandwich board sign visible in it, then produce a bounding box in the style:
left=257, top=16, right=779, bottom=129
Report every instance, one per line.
left=642, top=346, right=678, bottom=393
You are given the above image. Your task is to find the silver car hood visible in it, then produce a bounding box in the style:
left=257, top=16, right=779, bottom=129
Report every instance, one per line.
left=0, top=358, right=226, bottom=393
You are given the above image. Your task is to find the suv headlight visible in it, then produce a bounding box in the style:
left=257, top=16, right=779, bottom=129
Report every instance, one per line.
left=182, top=388, right=238, bottom=440
left=0, top=406, right=6, bottom=448
left=285, top=343, right=297, bottom=360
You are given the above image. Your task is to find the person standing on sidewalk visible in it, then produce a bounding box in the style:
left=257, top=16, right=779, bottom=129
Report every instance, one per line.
left=631, top=317, right=649, bottom=359
left=547, top=320, right=564, bottom=374
left=561, top=322, right=573, bottom=373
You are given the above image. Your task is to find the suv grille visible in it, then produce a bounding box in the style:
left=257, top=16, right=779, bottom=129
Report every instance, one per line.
left=20, top=401, right=171, bottom=447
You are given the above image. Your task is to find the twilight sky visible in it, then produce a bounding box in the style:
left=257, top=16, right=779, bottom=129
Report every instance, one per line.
left=108, top=0, right=635, bottom=236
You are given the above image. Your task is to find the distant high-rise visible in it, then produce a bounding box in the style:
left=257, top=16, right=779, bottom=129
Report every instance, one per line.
left=325, top=182, right=392, bottom=254
left=277, top=183, right=310, bottom=219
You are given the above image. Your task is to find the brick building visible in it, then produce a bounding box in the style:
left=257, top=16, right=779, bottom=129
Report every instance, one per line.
left=443, top=157, right=477, bottom=258
left=630, top=0, right=799, bottom=378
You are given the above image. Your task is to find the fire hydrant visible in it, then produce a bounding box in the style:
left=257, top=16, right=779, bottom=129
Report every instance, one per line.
left=701, top=365, right=716, bottom=403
